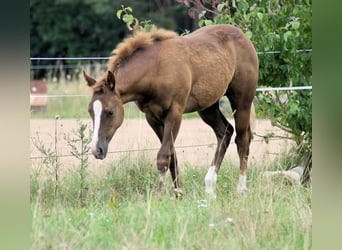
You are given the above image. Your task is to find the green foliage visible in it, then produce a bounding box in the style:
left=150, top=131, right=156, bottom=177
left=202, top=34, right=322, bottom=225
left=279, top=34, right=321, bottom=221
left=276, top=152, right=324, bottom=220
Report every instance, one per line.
left=116, top=5, right=158, bottom=33
left=64, top=120, right=91, bottom=207
left=195, top=0, right=312, bottom=170
left=197, top=0, right=312, bottom=87
left=31, top=116, right=62, bottom=202
left=211, top=0, right=312, bottom=88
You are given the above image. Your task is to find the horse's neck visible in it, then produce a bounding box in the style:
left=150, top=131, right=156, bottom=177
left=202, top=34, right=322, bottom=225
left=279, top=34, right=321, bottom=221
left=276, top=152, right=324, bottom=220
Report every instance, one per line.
left=116, top=78, right=144, bottom=104
left=115, top=58, right=153, bottom=104
left=114, top=41, right=165, bottom=104
left=117, top=89, right=140, bottom=104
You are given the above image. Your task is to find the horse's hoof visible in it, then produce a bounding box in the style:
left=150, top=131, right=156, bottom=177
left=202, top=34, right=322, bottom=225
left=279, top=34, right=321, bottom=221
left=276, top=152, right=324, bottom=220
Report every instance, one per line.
left=236, top=187, right=248, bottom=194
left=174, top=188, right=183, bottom=199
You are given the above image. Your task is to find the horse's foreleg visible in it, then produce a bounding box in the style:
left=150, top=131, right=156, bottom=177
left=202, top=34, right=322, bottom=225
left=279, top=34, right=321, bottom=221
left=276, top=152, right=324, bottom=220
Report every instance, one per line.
left=156, top=108, right=182, bottom=198
left=145, top=112, right=182, bottom=198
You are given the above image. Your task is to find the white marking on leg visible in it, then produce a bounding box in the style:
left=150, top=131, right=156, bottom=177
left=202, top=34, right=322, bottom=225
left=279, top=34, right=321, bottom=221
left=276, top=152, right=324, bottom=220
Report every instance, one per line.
left=174, top=188, right=183, bottom=198
left=205, top=166, right=217, bottom=199
left=91, top=100, right=102, bottom=154
left=237, top=174, right=248, bottom=193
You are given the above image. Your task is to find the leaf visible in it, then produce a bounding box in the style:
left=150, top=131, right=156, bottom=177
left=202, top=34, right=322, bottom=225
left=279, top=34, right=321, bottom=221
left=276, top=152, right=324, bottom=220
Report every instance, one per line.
left=204, top=20, right=213, bottom=26
left=217, top=3, right=226, bottom=12
left=283, top=31, right=292, bottom=42
left=246, top=30, right=253, bottom=39
left=291, top=21, right=300, bottom=29
left=239, top=1, right=249, bottom=14
left=125, top=6, right=133, bottom=13
left=116, top=9, right=123, bottom=20
left=257, top=12, right=263, bottom=21
left=123, top=14, right=133, bottom=24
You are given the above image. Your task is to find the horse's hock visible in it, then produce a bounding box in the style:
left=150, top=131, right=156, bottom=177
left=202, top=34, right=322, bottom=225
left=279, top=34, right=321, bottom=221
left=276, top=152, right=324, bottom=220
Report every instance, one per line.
left=30, top=80, right=48, bottom=112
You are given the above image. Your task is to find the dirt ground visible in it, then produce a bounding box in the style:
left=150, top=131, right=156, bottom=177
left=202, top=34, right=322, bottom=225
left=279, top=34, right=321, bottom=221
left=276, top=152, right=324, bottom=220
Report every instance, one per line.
left=30, top=117, right=293, bottom=175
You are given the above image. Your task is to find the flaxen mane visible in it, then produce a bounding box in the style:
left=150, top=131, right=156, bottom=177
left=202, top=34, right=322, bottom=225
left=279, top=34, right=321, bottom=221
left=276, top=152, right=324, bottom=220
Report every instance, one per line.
left=107, top=29, right=178, bottom=71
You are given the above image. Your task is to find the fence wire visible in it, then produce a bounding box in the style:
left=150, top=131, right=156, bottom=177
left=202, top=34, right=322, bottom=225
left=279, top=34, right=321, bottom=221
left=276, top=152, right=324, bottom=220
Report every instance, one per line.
left=30, top=86, right=312, bottom=99
left=29, top=49, right=312, bottom=61
left=30, top=136, right=290, bottom=160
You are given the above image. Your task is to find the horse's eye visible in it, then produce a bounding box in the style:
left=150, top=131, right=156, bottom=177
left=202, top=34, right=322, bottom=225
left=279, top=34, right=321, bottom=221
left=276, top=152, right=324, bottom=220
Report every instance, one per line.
left=107, top=110, right=114, bottom=117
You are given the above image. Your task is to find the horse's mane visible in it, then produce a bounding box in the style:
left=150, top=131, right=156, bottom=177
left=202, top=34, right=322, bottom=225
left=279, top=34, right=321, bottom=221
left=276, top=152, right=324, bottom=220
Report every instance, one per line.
left=107, top=29, right=178, bottom=71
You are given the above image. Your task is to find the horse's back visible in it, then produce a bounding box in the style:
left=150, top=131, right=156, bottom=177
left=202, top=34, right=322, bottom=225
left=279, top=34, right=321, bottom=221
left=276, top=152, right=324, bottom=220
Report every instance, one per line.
left=183, top=24, right=258, bottom=67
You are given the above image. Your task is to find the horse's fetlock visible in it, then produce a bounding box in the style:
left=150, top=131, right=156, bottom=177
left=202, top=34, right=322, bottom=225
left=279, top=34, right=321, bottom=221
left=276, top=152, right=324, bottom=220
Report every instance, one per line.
left=157, top=163, right=168, bottom=174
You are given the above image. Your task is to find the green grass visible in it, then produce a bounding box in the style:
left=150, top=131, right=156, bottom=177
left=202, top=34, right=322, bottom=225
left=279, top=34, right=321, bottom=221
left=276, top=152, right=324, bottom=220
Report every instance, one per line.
left=31, top=154, right=312, bottom=250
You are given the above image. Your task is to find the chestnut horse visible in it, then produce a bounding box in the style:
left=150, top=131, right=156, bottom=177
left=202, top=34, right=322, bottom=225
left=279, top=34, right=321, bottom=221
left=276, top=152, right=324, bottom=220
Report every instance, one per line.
left=83, top=24, right=258, bottom=199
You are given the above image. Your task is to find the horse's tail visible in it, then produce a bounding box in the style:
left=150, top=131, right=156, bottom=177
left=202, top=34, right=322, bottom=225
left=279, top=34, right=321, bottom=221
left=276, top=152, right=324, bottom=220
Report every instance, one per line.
left=250, top=101, right=256, bottom=134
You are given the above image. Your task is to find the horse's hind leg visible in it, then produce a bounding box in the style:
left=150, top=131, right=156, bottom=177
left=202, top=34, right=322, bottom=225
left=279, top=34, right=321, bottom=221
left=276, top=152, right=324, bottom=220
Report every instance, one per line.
left=198, top=101, right=234, bottom=199
left=228, top=93, right=254, bottom=193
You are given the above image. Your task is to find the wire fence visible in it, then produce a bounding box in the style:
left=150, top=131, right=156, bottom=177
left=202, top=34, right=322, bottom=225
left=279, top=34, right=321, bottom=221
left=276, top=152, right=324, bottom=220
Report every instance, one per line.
left=29, top=49, right=312, bottom=71
left=30, top=130, right=291, bottom=160
left=29, top=49, right=312, bottom=61
left=30, top=85, right=312, bottom=99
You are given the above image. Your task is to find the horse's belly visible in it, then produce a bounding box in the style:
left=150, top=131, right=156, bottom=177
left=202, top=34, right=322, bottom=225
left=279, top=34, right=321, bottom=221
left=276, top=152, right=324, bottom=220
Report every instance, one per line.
left=183, top=97, right=203, bottom=113
left=184, top=87, right=225, bottom=113
left=183, top=75, right=230, bottom=113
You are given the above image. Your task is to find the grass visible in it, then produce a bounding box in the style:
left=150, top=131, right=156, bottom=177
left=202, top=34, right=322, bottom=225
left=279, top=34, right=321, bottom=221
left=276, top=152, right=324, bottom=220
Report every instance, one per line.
left=31, top=153, right=312, bottom=250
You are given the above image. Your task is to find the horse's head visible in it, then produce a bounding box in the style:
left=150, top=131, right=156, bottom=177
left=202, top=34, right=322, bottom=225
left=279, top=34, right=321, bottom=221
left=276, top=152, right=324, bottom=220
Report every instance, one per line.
left=83, top=70, right=124, bottom=159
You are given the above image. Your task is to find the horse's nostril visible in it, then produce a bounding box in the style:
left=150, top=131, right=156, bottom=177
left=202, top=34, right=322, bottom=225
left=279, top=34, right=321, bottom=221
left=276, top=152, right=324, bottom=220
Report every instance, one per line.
left=97, top=147, right=103, bottom=155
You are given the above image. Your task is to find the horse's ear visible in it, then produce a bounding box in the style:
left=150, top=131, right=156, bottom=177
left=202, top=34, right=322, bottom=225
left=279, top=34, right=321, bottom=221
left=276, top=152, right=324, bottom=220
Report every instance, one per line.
left=83, top=71, right=96, bottom=87
left=106, top=71, right=116, bottom=91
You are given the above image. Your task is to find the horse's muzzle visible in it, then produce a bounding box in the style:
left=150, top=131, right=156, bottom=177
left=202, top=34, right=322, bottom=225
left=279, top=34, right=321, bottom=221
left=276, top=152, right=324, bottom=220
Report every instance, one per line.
left=91, top=145, right=107, bottom=160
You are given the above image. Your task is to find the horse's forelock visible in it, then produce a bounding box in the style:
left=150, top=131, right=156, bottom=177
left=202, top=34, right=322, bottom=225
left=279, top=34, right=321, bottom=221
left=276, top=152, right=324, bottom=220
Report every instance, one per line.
left=91, top=82, right=105, bottom=94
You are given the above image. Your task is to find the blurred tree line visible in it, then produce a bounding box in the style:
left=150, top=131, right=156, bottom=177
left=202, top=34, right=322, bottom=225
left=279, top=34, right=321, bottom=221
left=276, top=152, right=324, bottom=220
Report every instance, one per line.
left=30, top=0, right=194, bottom=79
